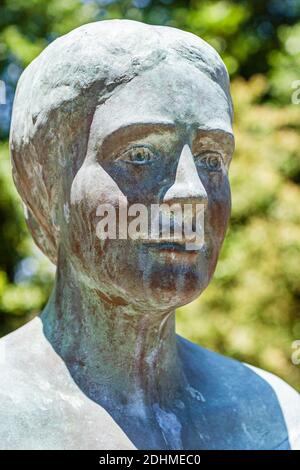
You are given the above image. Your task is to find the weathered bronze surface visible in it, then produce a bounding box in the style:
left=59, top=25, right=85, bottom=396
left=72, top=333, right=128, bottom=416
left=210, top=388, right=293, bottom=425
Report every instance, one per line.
left=1, top=20, right=299, bottom=450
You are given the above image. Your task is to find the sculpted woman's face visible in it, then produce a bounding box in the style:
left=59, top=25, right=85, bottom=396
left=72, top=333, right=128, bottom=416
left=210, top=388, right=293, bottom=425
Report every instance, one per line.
left=65, top=61, right=234, bottom=310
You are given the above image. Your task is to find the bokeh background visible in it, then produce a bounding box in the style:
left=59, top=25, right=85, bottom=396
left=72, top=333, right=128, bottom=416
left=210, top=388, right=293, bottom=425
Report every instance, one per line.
left=0, top=0, right=300, bottom=390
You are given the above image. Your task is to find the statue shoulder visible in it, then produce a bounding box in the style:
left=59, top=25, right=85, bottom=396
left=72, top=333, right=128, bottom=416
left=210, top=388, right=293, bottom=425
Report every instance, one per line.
left=177, top=335, right=300, bottom=449
left=0, top=318, right=43, bottom=414
left=0, top=316, right=43, bottom=378
left=0, top=318, right=135, bottom=450
left=244, top=364, right=300, bottom=450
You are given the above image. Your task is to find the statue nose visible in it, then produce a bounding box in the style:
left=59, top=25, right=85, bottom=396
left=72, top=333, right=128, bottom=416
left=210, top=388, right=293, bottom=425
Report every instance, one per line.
left=163, top=143, right=208, bottom=207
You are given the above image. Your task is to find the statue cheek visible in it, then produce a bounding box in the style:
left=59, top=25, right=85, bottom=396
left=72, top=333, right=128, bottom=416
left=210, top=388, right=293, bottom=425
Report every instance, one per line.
left=208, top=199, right=231, bottom=244
left=66, top=163, right=128, bottom=257
left=206, top=184, right=231, bottom=244
left=70, top=163, right=127, bottom=211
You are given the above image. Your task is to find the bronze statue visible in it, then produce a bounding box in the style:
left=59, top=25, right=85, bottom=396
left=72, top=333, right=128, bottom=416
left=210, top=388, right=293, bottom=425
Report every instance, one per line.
left=1, top=20, right=299, bottom=450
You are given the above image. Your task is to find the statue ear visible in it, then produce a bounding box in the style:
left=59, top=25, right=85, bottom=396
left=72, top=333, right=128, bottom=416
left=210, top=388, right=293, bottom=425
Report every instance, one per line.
left=24, top=205, right=58, bottom=266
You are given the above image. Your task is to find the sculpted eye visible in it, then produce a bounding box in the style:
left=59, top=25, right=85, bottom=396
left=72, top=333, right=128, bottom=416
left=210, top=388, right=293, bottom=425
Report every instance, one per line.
left=194, top=151, right=224, bottom=172
left=117, top=145, right=156, bottom=165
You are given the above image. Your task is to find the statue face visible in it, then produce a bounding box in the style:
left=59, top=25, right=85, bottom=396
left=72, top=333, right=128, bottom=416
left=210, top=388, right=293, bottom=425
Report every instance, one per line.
left=66, top=61, right=234, bottom=309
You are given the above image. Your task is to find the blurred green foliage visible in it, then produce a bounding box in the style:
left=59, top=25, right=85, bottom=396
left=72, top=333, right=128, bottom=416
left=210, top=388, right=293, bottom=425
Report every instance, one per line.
left=0, top=0, right=300, bottom=390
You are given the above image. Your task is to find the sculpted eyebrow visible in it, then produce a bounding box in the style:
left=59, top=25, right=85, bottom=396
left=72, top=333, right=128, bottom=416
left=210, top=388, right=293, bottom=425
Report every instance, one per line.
left=101, top=122, right=176, bottom=151
left=194, top=129, right=235, bottom=152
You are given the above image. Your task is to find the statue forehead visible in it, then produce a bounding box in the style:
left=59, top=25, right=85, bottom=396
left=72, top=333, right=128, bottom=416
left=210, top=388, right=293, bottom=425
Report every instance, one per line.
left=89, top=61, right=233, bottom=147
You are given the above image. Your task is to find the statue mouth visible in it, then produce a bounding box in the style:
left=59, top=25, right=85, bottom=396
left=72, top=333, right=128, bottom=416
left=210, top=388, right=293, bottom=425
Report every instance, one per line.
left=143, top=241, right=202, bottom=253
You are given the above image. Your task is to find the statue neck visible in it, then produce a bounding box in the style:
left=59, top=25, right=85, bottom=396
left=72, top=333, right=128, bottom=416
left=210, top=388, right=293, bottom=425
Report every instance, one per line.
left=41, top=253, right=186, bottom=411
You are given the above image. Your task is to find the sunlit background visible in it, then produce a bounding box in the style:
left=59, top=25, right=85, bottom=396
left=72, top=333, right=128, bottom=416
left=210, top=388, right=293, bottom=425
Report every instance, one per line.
left=0, top=0, right=300, bottom=390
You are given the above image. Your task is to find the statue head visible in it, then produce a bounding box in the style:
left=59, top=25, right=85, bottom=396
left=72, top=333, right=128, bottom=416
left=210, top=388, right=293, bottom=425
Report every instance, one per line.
left=10, top=19, right=234, bottom=311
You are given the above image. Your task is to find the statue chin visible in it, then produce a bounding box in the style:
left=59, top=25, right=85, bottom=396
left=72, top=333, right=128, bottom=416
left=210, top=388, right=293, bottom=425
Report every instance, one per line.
left=70, top=242, right=215, bottom=310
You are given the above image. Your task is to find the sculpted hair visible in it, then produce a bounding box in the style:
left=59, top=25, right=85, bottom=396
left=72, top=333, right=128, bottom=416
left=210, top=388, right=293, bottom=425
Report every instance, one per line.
left=10, top=19, right=233, bottom=264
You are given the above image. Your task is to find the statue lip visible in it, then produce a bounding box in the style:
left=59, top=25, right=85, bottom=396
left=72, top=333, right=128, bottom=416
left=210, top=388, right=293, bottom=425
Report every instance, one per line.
left=143, top=241, right=201, bottom=253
